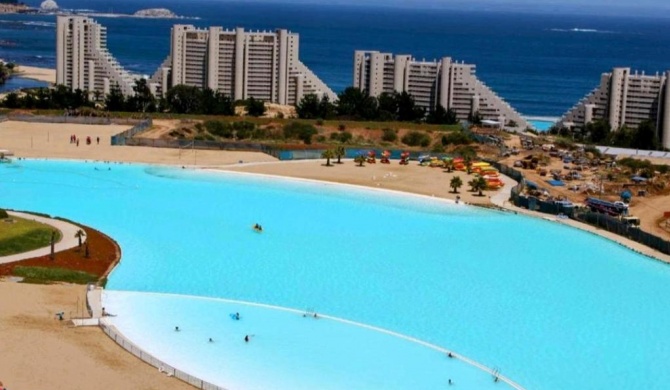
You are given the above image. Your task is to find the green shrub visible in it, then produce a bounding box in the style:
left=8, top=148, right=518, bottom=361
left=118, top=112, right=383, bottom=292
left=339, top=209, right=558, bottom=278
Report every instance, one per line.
left=618, top=158, right=653, bottom=171
left=245, top=97, right=266, bottom=117
left=338, top=123, right=346, bottom=131
left=584, top=145, right=602, bottom=158
left=251, top=127, right=270, bottom=139
left=442, top=131, right=472, bottom=145
left=452, top=145, right=477, bottom=158
left=401, top=131, right=431, bottom=147
left=381, top=128, right=397, bottom=142
left=204, top=120, right=233, bottom=138
left=338, top=131, right=353, bottom=143
left=554, top=137, right=576, bottom=150
left=431, top=142, right=445, bottom=153
left=283, top=122, right=318, bottom=144
left=0, top=209, right=8, bottom=219
left=315, top=135, right=326, bottom=143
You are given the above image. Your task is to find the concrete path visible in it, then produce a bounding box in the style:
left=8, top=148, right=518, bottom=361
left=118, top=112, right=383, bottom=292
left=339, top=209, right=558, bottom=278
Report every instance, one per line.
left=87, top=286, right=104, bottom=319
left=0, top=211, right=86, bottom=265
left=490, top=174, right=516, bottom=207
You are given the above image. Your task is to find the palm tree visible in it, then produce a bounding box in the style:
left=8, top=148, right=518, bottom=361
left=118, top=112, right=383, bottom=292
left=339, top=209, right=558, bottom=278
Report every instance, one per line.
left=335, top=146, right=345, bottom=164
left=469, top=176, right=488, bottom=196
left=354, top=154, right=366, bottom=167
left=464, top=155, right=473, bottom=175
left=450, top=176, right=463, bottom=194
left=50, top=230, right=56, bottom=261
left=468, top=178, right=478, bottom=192
left=444, top=159, right=454, bottom=173
left=74, top=229, right=85, bottom=248
left=322, top=149, right=335, bottom=167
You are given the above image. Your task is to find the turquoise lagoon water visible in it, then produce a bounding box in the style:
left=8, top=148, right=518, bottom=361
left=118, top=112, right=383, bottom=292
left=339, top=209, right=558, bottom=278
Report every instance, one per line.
left=3, top=159, right=670, bottom=389
left=528, top=119, right=556, bottom=132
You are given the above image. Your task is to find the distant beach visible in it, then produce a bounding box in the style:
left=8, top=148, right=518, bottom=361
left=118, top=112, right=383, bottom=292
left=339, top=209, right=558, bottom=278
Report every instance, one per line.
left=15, top=64, right=55, bottom=84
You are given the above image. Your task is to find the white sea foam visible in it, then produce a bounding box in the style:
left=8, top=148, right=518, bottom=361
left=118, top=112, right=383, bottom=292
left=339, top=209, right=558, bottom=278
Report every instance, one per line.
left=549, top=28, right=615, bottom=34
left=0, top=20, right=56, bottom=28
left=23, top=21, right=56, bottom=27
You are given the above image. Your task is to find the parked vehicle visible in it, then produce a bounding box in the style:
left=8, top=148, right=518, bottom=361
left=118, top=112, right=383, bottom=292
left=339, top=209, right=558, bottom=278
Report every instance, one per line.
left=621, top=216, right=640, bottom=227
left=585, top=197, right=628, bottom=216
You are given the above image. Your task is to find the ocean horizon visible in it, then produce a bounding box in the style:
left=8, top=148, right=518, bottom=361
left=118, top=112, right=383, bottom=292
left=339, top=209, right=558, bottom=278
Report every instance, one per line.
left=2, top=0, right=670, bottom=117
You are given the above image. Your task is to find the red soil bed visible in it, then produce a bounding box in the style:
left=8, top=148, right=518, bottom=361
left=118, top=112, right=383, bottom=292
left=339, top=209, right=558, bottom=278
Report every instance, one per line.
left=0, top=223, right=121, bottom=280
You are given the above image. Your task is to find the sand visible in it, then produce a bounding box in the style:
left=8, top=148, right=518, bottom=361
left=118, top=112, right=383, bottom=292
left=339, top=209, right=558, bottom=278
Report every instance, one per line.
left=14, top=65, right=56, bottom=84
left=0, top=121, right=277, bottom=166
left=0, top=121, right=488, bottom=204
left=0, top=281, right=193, bottom=390
left=1, top=118, right=669, bottom=389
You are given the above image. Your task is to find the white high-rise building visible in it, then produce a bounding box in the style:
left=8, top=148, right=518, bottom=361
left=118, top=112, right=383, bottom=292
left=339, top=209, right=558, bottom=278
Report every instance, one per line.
left=149, top=25, right=335, bottom=104
left=56, top=16, right=334, bottom=106
left=352, top=51, right=528, bottom=128
left=56, top=15, right=136, bottom=97
left=558, top=67, right=670, bottom=149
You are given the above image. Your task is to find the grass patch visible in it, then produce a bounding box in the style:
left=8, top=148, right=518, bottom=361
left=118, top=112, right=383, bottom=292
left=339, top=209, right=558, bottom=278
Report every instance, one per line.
left=13, top=266, right=98, bottom=284
left=0, top=217, right=61, bottom=256
left=26, top=110, right=462, bottom=132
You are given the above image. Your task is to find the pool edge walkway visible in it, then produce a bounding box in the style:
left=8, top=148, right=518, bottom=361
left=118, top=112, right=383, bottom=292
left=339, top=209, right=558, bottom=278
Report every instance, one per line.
left=0, top=211, right=85, bottom=265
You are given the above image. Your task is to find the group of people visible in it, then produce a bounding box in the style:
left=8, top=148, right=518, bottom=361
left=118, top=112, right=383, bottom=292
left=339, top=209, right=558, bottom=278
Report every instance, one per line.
left=176, top=312, right=253, bottom=343
left=69, top=134, right=100, bottom=146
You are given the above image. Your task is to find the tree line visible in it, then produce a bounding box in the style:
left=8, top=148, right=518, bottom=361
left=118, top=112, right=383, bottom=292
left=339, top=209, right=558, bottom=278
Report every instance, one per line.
left=0, top=80, right=267, bottom=117
left=552, top=119, right=665, bottom=151
left=1, top=81, right=464, bottom=126
left=297, top=87, right=460, bottom=124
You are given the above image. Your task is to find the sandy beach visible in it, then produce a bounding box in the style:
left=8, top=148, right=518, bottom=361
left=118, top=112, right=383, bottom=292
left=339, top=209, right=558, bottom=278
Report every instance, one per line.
left=14, top=64, right=56, bottom=84
left=0, top=282, right=193, bottom=390
left=0, top=120, right=489, bottom=204
left=1, top=118, right=669, bottom=389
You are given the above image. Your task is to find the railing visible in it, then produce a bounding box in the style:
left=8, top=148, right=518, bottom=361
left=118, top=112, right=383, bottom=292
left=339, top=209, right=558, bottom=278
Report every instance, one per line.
left=4, top=114, right=145, bottom=126
left=120, top=136, right=270, bottom=153
left=100, top=320, right=227, bottom=390
left=113, top=136, right=456, bottom=162
left=110, top=119, right=153, bottom=145
left=574, top=212, right=670, bottom=255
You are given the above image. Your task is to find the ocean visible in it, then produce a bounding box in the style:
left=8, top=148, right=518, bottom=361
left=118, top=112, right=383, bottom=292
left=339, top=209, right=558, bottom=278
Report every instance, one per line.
left=2, top=0, right=670, bottom=117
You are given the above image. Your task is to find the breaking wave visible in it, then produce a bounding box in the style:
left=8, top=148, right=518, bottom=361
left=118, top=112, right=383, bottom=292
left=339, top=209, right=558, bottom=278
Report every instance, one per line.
left=549, top=28, right=616, bottom=34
